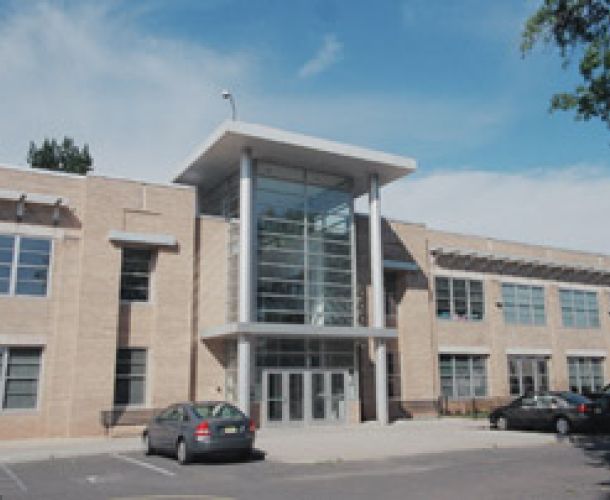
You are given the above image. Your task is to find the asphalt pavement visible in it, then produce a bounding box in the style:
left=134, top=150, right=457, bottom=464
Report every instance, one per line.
left=1, top=435, right=610, bottom=500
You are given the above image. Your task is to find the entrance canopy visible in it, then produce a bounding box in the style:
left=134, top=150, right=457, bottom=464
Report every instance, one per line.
left=200, top=322, right=398, bottom=340
left=174, top=121, right=416, bottom=197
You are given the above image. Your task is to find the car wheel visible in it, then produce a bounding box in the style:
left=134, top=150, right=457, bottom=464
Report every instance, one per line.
left=496, top=416, right=509, bottom=431
left=176, top=439, right=191, bottom=465
left=555, top=417, right=570, bottom=436
left=143, top=433, right=155, bottom=456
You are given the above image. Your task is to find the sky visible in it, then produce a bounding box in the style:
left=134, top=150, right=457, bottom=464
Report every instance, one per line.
left=0, top=0, right=608, bottom=254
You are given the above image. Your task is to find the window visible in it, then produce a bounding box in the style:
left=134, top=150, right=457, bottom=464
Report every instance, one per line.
left=435, top=277, right=484, bottom=321
left=225, top=340, right=237, bottom=402
left=568, top=357, right=604, bottom=394
left=508, top=356, right=548, bottom=396
left=114, top=348, right=147, bottom=406
left=0, top=347, right=42, bottom=410
left=560, top=289, right=600, bottom=328
left=215, top=403, right=243, bottom=418
left=439, top=354, right=487, bottom=399
left=255, top=167, right=354, bottom=326
left=387, top=350, right=402, bottom=400
left=0, top=235, right=51, bottom=297
left=385, top=272, right=398, bottom=328
left=120, top=248, right=153, bottom=302
left=501, top=283, right=545, bottom=325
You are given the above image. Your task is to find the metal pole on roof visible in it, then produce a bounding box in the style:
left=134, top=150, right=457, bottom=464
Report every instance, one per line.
left=221, top=90, right=237, bottom=120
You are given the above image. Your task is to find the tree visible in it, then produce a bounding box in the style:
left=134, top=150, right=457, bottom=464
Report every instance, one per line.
left=27, top=137, right=93, bottom=175
left=521, top=0, right=610, bottom=128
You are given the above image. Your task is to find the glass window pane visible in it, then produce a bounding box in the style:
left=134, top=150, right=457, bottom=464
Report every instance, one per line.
left=255, top=170, right=353, bottom=327
left=16, top=266, right=48, bottom=282
left=114, top=349, right=146, bottom=406
left=3, top=348, right=42, bottom=409
left=120, top=249, right=152, bottom=302
left=0, top=249, right=13, bottom=264
left=19, top=238, right=50, bottom=253
left=15, top=237, right=51, bottom=297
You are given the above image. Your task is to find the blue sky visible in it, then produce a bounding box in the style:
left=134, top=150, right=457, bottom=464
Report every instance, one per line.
left=0, top=0, right=608, bottom=253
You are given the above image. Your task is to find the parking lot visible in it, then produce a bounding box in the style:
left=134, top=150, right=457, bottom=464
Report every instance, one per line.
left=2, top=438, right=610, bottom=500
left=1, top=420, right=610, bottom=499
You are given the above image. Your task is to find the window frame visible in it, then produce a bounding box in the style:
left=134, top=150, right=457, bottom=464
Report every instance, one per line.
left=387, top=350, right=402, bottom=401
left=0, top=346, right=43, bottom=412
left=501, top=283, right=546, bottom=326
left=0, top=234, right=53, bottom=298
left=559, top=288, right=600, bottom=329
left=434, top=276, right=485, bottom=322
left=119, top=247, right=154, bottom=304
left=507, top=355, right=549, bottom=396
left=113, top=348, right=148, bottom=408
left=439, top=354, right=488, bottom=400
left=567, top=357, right=604, bottom=394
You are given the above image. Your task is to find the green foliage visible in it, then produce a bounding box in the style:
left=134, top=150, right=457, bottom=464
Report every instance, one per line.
left=521, top=0, right=610, bottom=128
left=27, top=137, right=93, bottom=175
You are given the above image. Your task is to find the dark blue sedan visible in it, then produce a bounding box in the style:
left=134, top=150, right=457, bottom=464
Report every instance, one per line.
left=143, top=401, right=255, bottom=464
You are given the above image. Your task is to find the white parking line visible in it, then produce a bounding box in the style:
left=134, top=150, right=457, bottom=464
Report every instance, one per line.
left=0, top=462, right=27, bottom=492
left=111, top=454, right=176, bottom=477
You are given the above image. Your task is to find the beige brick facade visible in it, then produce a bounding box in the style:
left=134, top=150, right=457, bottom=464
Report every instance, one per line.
left=0, top=166, right=195, bottom=438
left=1, top=164, right=609, bottom=438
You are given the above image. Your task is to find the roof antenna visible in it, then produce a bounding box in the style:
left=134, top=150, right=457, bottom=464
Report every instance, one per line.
left=221, top=89, right=237, bottom=121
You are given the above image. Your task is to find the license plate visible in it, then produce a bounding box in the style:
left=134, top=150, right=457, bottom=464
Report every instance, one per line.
left=223, top=426, right=237, bottom=434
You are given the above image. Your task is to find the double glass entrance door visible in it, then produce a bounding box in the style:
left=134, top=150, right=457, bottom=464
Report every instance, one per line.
left=263, top=370, right=347, bottom=425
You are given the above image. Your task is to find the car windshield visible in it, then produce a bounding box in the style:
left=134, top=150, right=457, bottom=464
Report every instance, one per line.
left=558, top=392, right=591, bottom=405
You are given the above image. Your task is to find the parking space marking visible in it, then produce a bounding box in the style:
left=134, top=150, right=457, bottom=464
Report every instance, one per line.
left=110, top=496, right=234, bottom=500
left=111, top=454, right=176, bottom=477
left=276, top=463, right=447, bottom=482
left=0, top=462, right=27, bottom=492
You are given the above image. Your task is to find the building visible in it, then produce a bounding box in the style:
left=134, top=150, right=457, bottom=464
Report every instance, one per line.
left=0, top=121, right=608, bottom=439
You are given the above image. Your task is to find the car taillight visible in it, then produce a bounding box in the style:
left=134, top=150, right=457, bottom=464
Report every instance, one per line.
left=194, top=420, right=210, bottom=437
left=248, top=418, right=256, bottom=432
left=577, top=403, right=588, bottom=414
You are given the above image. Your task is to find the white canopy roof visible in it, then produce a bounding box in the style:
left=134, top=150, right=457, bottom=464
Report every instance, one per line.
left=174, top=121, right=416, bottom=197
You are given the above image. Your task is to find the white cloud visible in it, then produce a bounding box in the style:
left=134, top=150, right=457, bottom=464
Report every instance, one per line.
left=369, top=166, right=610, bottom=255
left=297, top=34, right=343, bottom=78
left=1, top=3, right=608, bottom=259
left=0, top=2, right=254, bottom=182
left=0, top=2, right=514, bottom=182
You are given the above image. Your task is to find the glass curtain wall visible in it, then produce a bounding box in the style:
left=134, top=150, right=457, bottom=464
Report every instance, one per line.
left=256, top=164, right=353, bottom=326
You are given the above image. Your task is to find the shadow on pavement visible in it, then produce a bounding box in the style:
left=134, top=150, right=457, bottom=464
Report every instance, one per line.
left=196, top=447, right=267, bottom=465
left=148, top=447, right=266, bottom=466
left=568, top=434, right=610, bottom=469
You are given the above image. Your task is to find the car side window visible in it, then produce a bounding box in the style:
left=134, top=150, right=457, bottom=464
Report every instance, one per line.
left=215, top=404, right=243, bottom=418
left=157, top=406, right=175, bottom=420
left=536, top=396, right=555, bottom=409
left=521, top=397, right=536, bottom=408
left=161, top=406, right=182, bottom=422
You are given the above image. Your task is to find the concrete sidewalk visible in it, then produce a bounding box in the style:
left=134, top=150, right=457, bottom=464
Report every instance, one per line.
left=258, top=418, right=560, bottom=463
left=0, top=418, right=559, bottom=465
